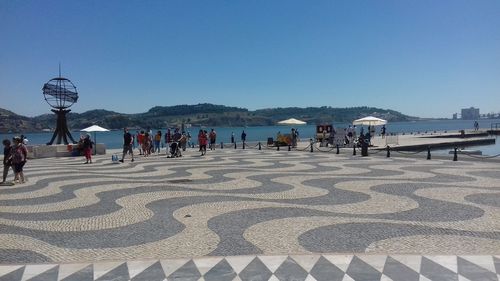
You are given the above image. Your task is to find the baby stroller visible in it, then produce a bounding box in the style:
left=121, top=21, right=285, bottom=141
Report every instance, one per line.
left=168, top=141, right=182, bottom=158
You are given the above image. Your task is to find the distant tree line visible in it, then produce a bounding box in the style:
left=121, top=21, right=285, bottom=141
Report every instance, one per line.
left=0, top=103, right=416, bottom=133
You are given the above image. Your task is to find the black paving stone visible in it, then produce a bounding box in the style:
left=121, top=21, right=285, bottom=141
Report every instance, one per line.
left=26, top=265, right=59, bottom=281
left=383, top=256, right=420, bottom=281
left=345, top=256, right=381, bottom=281
left=457, top=257, right=498, bottom=281
left=130, top=261, right=165, bottom=281
left=167, top=260, right=201, bottom=281
left=309, top=256, right=345, bottom=281
left=0, top=266, right=24, bottom=281
left=60, top=264, right=93, bottom=281
left=465, top=193, right=500, bottom=208
left=495, top=256, right=500, bottom=274
left=203, top=259, right=237, bottom=281
left=238, top=257, right=272, bottom=281
left=299, top=223, right=500, bottom=253
left=95, top=263, right=129, bottom=281
left=0, top=249, right=52, bottom=264
left=274, top=257, right=309, bottom=281
left=370, top=183, right=485, bottom=222
left=420, top=257, right=458, bottom=281
left=208, top=207, right=337, bottom=256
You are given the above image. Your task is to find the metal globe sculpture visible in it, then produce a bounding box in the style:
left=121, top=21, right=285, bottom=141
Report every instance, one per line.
left=43, top=77, right=78, bottom=109
left=43, top=76, right=79, bottom=145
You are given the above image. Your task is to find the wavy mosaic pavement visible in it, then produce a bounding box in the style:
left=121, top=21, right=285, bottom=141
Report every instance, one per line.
left=0, top=148, right=499, bottom=264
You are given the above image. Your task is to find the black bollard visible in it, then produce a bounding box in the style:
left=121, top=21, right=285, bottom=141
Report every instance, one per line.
left=310, top=139, right=314, bottom=152
left=336, top=144, right=339, bottom=154
left=258, top=142, right=261, bottom=150
left=427, top=146, right=431, bottom=160
left=361, top=143, right=368, bottom=156
left=386, top=146, right=391, bottom=158
left=221, top=142, right=224, bottom=149
left=453, top=147, right=458, bottom=161
left=243, top=142, right=245, bottom=149
left=234, top=142, right=237, bottom=149
left=353, top=145, right=356, bottom=156
left=277, top=145, right=280, bottom=151
left=288, top=145, right=291, bottom=151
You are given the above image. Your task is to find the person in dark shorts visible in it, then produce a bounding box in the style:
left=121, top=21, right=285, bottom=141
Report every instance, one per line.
left=120, top=128, right=135, bottom=163
left=198, top=129, right=207, bottom=156
left=209, top=129, right=217, bottom=150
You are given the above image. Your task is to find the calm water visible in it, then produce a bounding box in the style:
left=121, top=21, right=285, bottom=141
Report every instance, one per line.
left=2, top=119, right=499, bottom=155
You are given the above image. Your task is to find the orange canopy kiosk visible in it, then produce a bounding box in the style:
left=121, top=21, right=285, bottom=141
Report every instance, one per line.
left=316, top=124, right=333, bottom=142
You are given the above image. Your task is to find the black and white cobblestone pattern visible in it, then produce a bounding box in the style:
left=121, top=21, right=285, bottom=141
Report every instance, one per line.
left=0, top=148, right=499, bottom=267
left=0, top=254, right=499, bottom=281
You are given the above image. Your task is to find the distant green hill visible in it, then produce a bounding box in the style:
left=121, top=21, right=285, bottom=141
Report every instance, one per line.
left=0, top=103, right=417, bottom=133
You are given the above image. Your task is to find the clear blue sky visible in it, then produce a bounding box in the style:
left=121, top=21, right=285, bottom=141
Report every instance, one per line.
left=1, top=0, right=499, bottom=118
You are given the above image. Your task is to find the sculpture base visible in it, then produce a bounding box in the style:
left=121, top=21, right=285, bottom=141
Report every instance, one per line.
left=27, top=144, right=106, bottom=159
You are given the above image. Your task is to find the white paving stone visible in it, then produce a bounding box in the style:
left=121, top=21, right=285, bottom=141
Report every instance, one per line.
left=225, top=256, right=256, bottom=274
left=57, top=263, right=90, bottom=280
left=21, top=264, right=57, bottom=281
left=258, top=255, right=288, bottom=273
left=127, top=260, right=158, bottom=279
left=323, top=255, right=354, bottom=272
left=93, top=261, right=124, bottom=280
left=0, top=265, right=23, bottom=278
left=459, top=255, right=496, bottom=273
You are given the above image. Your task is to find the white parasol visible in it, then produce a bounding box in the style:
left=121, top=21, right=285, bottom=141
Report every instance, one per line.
left=81, top=125, right=109, bottom=154
left=277, top=118, right=307, bottom=125
left=352, top=116, right=387, bottom=126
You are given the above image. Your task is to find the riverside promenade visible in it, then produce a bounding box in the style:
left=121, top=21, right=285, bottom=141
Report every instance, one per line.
left=0, top=146, right=499, bottom=280
left=370, top=130, right=496, bottom=152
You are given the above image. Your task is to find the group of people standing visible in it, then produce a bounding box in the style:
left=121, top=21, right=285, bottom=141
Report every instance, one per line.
left=198, top=129, right=247, bottom=156
left=119, top=128, right=192, bottom=162
left=321, top=125, right=384, bottom=147
left=2, top=136, right=28, bottom=185
left=118, top=128, right=249, bottom=159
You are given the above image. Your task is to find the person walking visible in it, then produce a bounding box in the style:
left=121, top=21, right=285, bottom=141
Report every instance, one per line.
left=180, top=132, right=187, bottom=152
left=137, top=130, right=144, bottom=155
left=381, top=125, right=386, bottom=139
left=186, top=131, right=192, bottom=148
left=1, top=139, right=13, bottom=185
left=154, top=131, right=162, bottom=155
left=241, top=130, right=247, bottom=145
left=231, top=132, right=235, bottom=144
left=134, top=130, right=139, bottom=149
left=120, top=128, right=135, bottom=163
left=143, top=132, right=151, bottom=157
left=209, top=129, right=217, bottom=150
left=198, top=129, right=208, bottom=156
left=165, top=129, right=171, bottom=153
left=11, top=137, right=27, bottom=184
left=82, top=134, right=93, bottom=164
